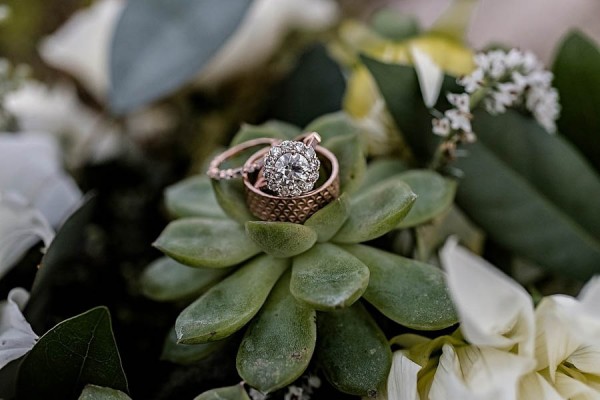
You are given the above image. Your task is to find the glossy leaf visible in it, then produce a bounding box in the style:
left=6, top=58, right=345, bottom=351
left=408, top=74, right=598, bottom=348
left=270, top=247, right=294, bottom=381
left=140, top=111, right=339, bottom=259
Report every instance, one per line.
left=396, top=170, right=457, bottom=228
left=316, top=302, right=391, bottom=396
left=237, top=273, right=316, bottom=393
left=323, top=134, right=366, bottom=194
left=161, top=327, right=227, bottom=365
left=455, top=110, right=600, bottom=279
left=176, top=255, right=289, bottom=343
left=553, top=31, right=600, bottom=172
left=140, top=257, right=232, bottom=302
left=344, top=244, right=458, bottom=330
left=110, top=0, right=252, bottom=112
left=212, top=179, right=255, bottom=224
left=333, top=178, right=416, bottom=243
left=78, top=385, right=131, bottom=400
left=154, top=217, right=260, bottom=268
left=165, top=176, right=227, bottom=219
left=17, top=307, right=128, bottom=400
left=358, top=158, right=407, bottom=192
left=290, top=243, right=369, bottom=311
left=304, top=194, right=349, bottom=242
left=245, top=221, right=317, bottom=258
left=193, top=384, right=250, bottom=400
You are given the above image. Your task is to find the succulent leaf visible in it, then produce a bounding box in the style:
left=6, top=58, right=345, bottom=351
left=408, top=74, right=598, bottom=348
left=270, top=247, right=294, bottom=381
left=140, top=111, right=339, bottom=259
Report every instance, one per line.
left=231, top=123, right=288, bottom=146
left=193, top=384, right=250, bottom=400
left=325, top=134, right=367, bottom=194
left=358, top=158, right=407, bottom=191
left=305, top=111, right=362, bottom=144
left=245, top=221, right=317, bottom=258
left=165, top=176, right=227, bottom=219
left=304, top=194, right=349, bottom=242
left=161, top=327, right=227, bottom=365
left=211, top=179, right=255, bottom=224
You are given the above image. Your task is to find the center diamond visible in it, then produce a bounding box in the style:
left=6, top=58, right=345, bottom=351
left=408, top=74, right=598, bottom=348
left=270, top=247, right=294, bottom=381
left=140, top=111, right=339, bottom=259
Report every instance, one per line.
left=275, top=153, right=310, bottom=184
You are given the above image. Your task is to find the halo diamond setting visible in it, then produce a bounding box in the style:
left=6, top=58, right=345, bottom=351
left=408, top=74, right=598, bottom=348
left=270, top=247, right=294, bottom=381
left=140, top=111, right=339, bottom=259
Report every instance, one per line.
left=263, top=140, right=320, bottom=197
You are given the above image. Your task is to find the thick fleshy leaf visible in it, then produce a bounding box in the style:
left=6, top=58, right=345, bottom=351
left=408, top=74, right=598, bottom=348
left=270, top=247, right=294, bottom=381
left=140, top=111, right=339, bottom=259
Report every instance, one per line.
left=17, top=307, right=128, bottom=399
left=304, top=194, right=349, bottom=242
left=440, top=238, right=534, bottom=357
left=165, top=176, right=227, bottom=219
left=211, top=179, right=255, bottom=224
left=358, top=159, right=407, bottom=192
left=333, top=178, right=416, bottom=243
left=0, top=288, right=37, bottom=369
left=324, top=134, right=366, bottom=194
left=344, top=244, right=457, bottom=330
left=78, top=385, right=131, bottom=400
left=396, top=170, right=456, bottom=228
left=194, top=384, right=250, bottom=400
left=237, top=273, right=316, bottom=393
left=109, top=0, right=252, bottom=112
left=231, top=123, right=289, bottom=146
left=291, top=243, right=369, bottom=311
left=176, top=255, right=288, bottom=343
left=316, top=302, right=392, bottom=396
left=245, top=221, right=317, bottom=258
left=154, top=217, right=260, bottom=268
left=161, top=327, right=227, bottom=365
left=140, top=257, right=232, bottom=302
left=305, top=111, right=362, bottom=144
left=553, top=31, right=600, bottom=173
left=455, top=110, right=600, bottom=279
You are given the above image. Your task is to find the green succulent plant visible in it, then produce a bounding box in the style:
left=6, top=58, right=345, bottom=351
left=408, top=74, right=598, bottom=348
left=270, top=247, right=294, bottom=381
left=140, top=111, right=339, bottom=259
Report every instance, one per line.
left=141, top=113, right=459, bottom=397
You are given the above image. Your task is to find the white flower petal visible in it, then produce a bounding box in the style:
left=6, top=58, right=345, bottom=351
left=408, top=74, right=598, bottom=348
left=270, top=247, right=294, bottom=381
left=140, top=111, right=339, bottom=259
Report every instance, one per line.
left=578, top=276, right=600, bottom=319
left=410, top=45, right=443, bottom=108
left=0, top=288, right=38, bottom=369
left=440, top=237, right=535, bottom=357
left=387, top=351, right=421, bottom=400
left=429, top=344, right=533, bottom=400
left=39, top=0, right=124, bottom=100
left=518, top=372, right=564, bottom=400
left=567, top=344, right=600, bottom=376
left=554, top=371, right=600, bottom=400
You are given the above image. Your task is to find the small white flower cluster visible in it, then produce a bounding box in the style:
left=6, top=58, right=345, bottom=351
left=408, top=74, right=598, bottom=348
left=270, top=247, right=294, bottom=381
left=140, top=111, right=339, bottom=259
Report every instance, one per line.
left=459, top=49, right=560, bottom=133
left=432, top=49, right=560, bottom=145
left=247, top=375, right=321, bottom=400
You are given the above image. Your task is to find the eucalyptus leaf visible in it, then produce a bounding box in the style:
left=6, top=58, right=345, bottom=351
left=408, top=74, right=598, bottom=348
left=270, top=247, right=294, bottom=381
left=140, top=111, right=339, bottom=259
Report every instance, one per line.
left=212, top=179, right=255, bottom=223
left=325, top=134, right=367, bottom=194
left=237, top=273, right=316, bottom=393
left=78, top=385, right=131, bottom=400
left=161, top=327, right=227, bottom=365
left=396, top=170, right=457, bottom=228
left=176, top=255, right=289, bottom=343
left=553, top=31, right=600, bottom=172
left=290, top=243, right=369, bottom=311
left=193, top=384, right=250, bottom=400
left=344, top=244, right=458, bottom=330
left=333, top=178, right=416, bottom=243
left=245, top=221, right=317, bottom=258
left=110, top=0, right=252, bottom=112
left=455, top=110, right=600, bottom=279
left=165, top=176, right=227, bottom=219
left=304, top=194, right=349, bottom=242
left=141, top=257, right=232, bottom=302
left=17, top=307, right=128, bottom=400
left=316, top=302, right=391, bottom=396
left=154, top=217, right=260, bottom=268
left=358, top=158, right=407, bottom=191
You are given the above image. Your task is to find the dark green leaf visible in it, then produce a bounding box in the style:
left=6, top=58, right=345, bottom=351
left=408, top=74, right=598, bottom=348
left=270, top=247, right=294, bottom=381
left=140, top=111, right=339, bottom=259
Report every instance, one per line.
left=316, top=302, right=391, bottom=396
left=161, top=327, right=227, bottom=365
left=245, top=221, right=317, bottom=258
left=140, top=257, right=232, bottom=302
left=455, top=110, right=600, bottom=279
left=397, top=170, right=457, bottom=228
left=553, top=31, right=600, bottom=172
left=333, top=178, right=416, bottom=243
left=237, top=273, right=316, bottom=393
left=304, top=194, right=349, bottom=242
left=109, top=0, right=252, bottom=112
left=18, top=307, right=128, bottom=400
left=78, top=385, right=131, bottom=400
left=176, top=255, right=289, bottom=343
left=344, top=244, right=457, bottom=330
left=193, top=384, right=250, bottom=400
left=154, top=217, right=260, bottom=268
left=165, top=176, right=227, bottom=219
left=290, top=243, right=369, bottom=311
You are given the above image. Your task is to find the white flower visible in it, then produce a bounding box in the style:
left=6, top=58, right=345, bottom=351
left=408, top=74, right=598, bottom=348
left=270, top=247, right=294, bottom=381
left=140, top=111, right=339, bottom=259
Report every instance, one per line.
left=432, top=117, right=451, bottom=137
left=444, top=109, right=472, bottom=134
left=458, top=68, right=484, bottom=93
left=447, top=93, right=470, bottom=113
left=0, top=288, right=38, bottom=369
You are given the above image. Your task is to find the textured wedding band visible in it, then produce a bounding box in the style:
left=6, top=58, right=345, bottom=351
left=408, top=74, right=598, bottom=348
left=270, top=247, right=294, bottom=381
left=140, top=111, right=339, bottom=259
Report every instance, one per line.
left=243, top=145, right=339, bottom=223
